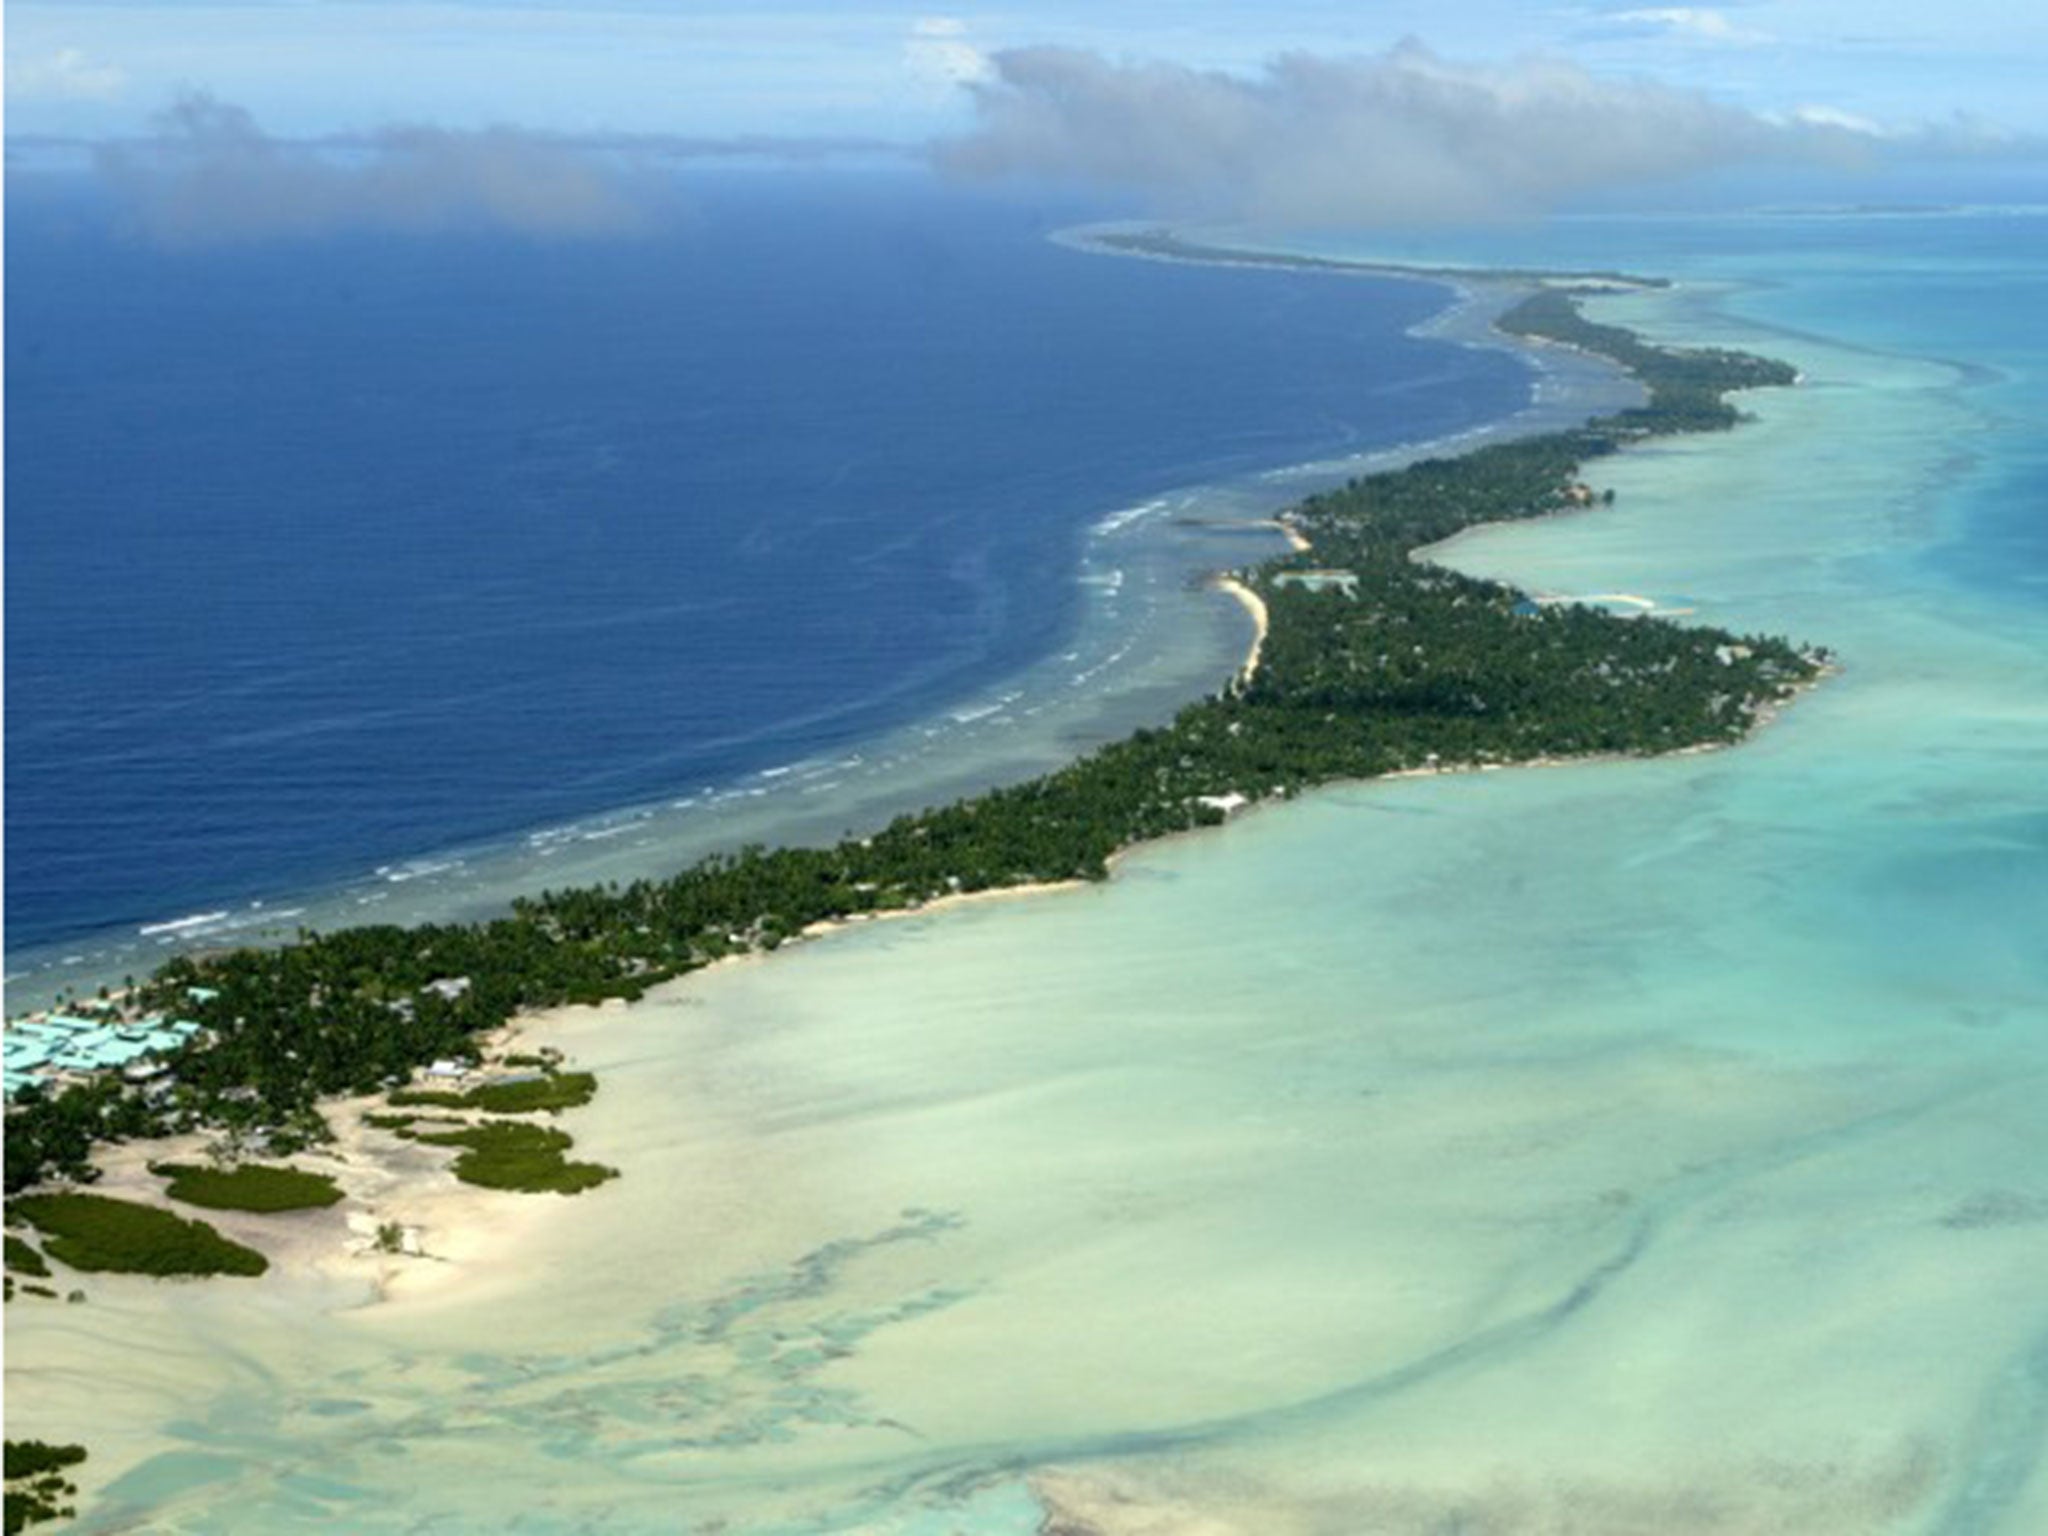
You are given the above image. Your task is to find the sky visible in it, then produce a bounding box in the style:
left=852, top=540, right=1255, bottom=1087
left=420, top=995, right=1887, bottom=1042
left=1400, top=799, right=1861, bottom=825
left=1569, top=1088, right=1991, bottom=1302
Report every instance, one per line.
left=8, top=1, right=2046, bottom=145
left=7, top=3, right=2045, bottom=239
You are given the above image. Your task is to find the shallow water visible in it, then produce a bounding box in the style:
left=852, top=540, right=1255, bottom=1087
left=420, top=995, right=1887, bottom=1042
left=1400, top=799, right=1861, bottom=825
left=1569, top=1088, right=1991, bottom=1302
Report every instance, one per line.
left=11, top=210, right=2048, bottom=1533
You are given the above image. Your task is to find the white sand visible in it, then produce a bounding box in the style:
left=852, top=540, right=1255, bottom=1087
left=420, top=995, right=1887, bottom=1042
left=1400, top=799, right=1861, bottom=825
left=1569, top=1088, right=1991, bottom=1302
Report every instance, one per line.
left=1213, top=575, right=1269, bottom=684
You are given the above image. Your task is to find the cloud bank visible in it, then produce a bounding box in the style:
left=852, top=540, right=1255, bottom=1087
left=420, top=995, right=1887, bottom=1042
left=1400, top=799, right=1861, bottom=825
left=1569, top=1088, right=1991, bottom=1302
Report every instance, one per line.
left=1597, top=8, right=1775, bottom=48
left=7, top=46, right=128, bottom=103
left=937, top=40, right=1878, bottom=225
left=96, top=94, right=650, bottom=246
left=905, top=15, right=993, bottom=91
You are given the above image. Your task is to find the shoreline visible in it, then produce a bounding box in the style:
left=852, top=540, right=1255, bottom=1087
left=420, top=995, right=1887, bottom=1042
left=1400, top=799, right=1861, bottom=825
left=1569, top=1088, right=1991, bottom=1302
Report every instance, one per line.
left=1051, top=221, right=1673, bottom=293
left=4, top=227, right=1832, bottom=1521
left=4, top=227, right=1801, bottom=1180
left=76, top=237, right=1824, bottom=1248
left=4, top=246, right=1641, bottom=1012
left=33, top=649, right=1836, bottom=1347
left=1212, top=575, right=1270, bottom=685
left=13, top=202, right=2042, bottom=1536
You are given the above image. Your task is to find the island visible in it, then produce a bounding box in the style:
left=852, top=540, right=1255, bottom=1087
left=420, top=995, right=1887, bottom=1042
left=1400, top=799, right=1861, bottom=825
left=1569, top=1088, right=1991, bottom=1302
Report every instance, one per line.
left=4, top=276, right=1824, bottom=1203
left=1080, top=224, right=1675, bottom=292
left=2, top=260, right=1832, bottom=1526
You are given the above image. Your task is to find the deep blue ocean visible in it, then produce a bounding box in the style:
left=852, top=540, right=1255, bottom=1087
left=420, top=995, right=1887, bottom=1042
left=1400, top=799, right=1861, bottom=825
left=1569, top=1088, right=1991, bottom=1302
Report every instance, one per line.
left=5, top=169, right=1530, bottom=966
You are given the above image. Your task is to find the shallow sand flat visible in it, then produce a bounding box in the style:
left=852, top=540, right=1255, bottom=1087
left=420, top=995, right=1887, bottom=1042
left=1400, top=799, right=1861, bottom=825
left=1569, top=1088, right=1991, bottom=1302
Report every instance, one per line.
left=27, top=749, right=2048, bottom=1532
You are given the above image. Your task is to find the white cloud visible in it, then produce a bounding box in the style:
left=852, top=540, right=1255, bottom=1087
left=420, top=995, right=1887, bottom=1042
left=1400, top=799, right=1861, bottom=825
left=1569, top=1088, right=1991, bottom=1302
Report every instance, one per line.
left=7, top=46, right=127, bottom=102
left=96, top=93, right=652, bottom=247
left=1790, top=103, right=1885, bottom=136
left=905, top=15, right=992, bottom=92
left=1607, top=9, right=1774, bottom=46
left=939, top=41, right=1879, bottom=226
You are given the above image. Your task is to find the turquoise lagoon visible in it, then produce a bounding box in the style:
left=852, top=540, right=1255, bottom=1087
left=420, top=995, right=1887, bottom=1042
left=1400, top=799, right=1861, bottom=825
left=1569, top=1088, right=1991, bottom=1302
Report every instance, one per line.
left=16, top=210, right=2048, bottom=1533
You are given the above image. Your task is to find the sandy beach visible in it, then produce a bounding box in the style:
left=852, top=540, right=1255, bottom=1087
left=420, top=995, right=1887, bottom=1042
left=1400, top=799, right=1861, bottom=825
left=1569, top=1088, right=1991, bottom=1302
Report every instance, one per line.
left=1212, top=574, right=1269, bottom=684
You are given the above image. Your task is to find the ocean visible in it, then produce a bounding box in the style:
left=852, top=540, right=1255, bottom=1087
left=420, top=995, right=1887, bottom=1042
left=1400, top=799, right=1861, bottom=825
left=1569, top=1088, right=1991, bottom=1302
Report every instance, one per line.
left=5, top=167, right=1541, bottom=997
left=8, top=183, right=2048, bottom=1533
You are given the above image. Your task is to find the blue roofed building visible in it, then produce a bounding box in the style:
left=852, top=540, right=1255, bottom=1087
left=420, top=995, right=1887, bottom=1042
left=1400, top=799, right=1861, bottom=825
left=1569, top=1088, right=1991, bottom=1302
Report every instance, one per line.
left=2, top=1010, right=203, bottom=1100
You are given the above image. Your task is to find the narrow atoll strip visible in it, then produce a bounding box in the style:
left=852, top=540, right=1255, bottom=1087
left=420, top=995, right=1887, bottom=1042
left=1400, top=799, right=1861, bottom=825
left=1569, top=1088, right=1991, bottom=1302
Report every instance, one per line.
left=3, top=250, right=1827, bottom=1214
left=1, top=236, right=1835, bottom=1521
left=1070, top=223, right=1674, bottom=292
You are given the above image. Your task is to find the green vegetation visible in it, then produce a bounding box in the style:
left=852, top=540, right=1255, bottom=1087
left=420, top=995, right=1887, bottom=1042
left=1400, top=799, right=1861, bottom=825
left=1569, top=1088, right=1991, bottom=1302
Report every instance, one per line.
left=364, top=1111, right=465, bottom=1136
left=150, top=1161, right=344, bottom=1213
left=391, top=1071, right=595, bottom=1116
left=382, top=1088, right=470, bottom=1109
left=4, top=1236, right=50, bottom=1278
left=1, top=281, right=1824, bottom=1202
left=466, top=1071, right=597, bottom=1114
left=410, top=1122, right=615, bottom=1195
left=5, top=1441, right=86, bottom=1535
left=1496, top=289, right=1798, bottom=434
left=366, top=1074, right=606, bottom=1189
left=4, top=1444, right=86, bottom=1485
left=11, top=1193, right=267, bottom=1277
left=5, top=1076, right=174, bottom=1197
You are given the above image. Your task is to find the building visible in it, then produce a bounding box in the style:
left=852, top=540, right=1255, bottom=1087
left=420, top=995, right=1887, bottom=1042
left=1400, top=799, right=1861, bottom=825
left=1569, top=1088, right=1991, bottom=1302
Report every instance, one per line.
left=2, top=1012, right=202, bottom=1100
left=1272, top=569, right=1359, bottom=598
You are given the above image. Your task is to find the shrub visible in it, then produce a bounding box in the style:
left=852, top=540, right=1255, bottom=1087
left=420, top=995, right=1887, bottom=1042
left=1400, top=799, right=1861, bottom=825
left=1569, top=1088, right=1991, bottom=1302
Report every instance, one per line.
left=411, top=1122, right=614, bottom=1195
left=11, top=1194, right=267, bottom=1277
left=3, top=1237, right=50, bottom=1278
left=464, top=1073, right=596, bottom=1115
left=385, top=1089, right=469, bottom=1109
left=5, top=1439, right=87, bottom=1535
left=150, top=1162, right=343, bottom=1213
left=389, top=1072, right=596, bottom=1116
left=3, top=1444, right=84, bottom=1482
